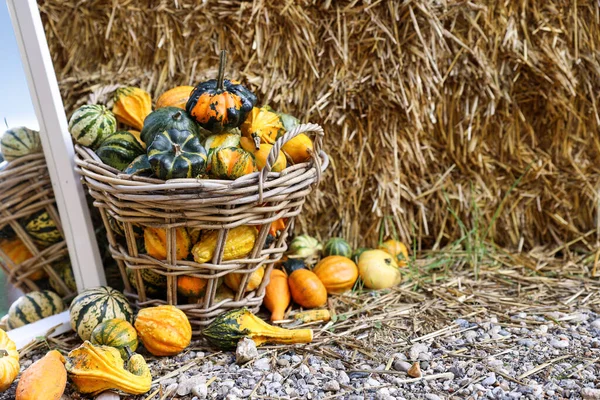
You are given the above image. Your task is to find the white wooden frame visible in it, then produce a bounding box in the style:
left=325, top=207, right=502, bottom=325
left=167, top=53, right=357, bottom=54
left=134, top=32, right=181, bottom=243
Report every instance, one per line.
left=6, top=0, right=105, bottom=294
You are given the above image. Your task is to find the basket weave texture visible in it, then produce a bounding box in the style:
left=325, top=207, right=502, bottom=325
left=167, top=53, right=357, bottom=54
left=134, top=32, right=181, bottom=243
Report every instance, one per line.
left=75, top=124, right=328, bottom=331
left=0, top=153, right=75, bottom=299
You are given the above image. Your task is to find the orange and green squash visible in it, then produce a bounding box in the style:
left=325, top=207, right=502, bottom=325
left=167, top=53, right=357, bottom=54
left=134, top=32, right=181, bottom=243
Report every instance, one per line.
left=240, top=106, right=285, bottom=149
left=208, top=146, right=256, bottom=180
left=177, top=276, right=208, bottom=298
left=379, top=239, right=409, bottom=266
left=112, top=87, right=152, bottom=131
left=240, top=137, right=287, bottom=172
left=143, top=226, right=191, bottom=260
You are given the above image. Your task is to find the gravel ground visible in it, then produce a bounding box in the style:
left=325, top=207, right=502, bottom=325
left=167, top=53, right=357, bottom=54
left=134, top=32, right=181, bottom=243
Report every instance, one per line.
left=3, top=309, right=599, bottom=400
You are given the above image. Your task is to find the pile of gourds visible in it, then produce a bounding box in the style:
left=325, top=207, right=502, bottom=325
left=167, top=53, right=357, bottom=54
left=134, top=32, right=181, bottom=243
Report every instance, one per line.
left=0, top=284, right=312, bottom=397
left=69, top=51, right=314, bottom=181
left=0, top=127, right=77, bottom=297
left=262, top=235, right=409, bottom=322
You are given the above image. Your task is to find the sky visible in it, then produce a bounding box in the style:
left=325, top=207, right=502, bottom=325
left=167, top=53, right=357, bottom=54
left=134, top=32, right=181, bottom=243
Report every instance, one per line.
left=0, top=1, right=39, bottom=130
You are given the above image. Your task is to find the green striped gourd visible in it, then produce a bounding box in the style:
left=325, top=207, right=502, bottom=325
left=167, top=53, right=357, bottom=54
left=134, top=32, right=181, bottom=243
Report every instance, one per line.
left=127, top=268, right=167, bottom=297
left=69, top=286, right=133, bottom=341
left=6, top=290, right=64, bottom=330
left=23, top=210, right=62, bottom=248
left=0, top=127, right=41, bottom=161
left=140, top=107, right=200, bottom=145
left=68, top=104, right=116, bottom=149
left=49, top=259, right=77, bottom=297
left=323, top=237, right=352, bottom=258
left=95, top=131, right=145, bottom=171
left=289, top=234, right=322, bottom=259
left=123, top=154, right=152, bottom=176
left=90, top=318, right=138, bottom=359
left=147, top=128, right=207, bottom=180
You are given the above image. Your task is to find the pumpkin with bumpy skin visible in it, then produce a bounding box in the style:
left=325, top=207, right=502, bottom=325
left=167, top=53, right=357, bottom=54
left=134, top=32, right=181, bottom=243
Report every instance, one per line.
left=209, top=147, right=256, bottom=180
left=241, top=106, right=285, bottom=149
left=69, top=286, right=133, bottom=341
left=140, top=107, right=200, bottom=146
left=186, top=51, right=256, bottom=133
left=95, top=131, right=145, bottom=171
left=323, top=237, right=352, bottom=258
left=177, top=276, right=208, bottom=298
left=313, top=256, right=358, bottom=294
left=134, top=305, right=192, bottom=356
left=0, top=328, right=19, bottom=392
left=147, top=129, right=207, bottom=180
left=90, top=319, right=138, bottom=359
left=0, top=127, right=41, bottom=161
left=240, top=137, right=287, bottom=172
left=112, top=87, right=152, bottom=131
left=68, top=104, right=116, bottom=149
left=143, top=227, right=191, bottom=260
left=7, top=291, right=64, bottom=330
left=204, top=132, right=241, bottom=153
left=16, top=350, right=66, bottom=400
left=156, top=86, right=194, bottom=110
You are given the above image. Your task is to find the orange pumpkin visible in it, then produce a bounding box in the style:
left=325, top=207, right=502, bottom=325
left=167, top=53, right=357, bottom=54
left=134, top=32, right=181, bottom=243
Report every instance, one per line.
left=284, top=259, right=327, bottom=309
left=379, top=239, right=409, bottom=266
left=177, top=276, right=208, bottom=298
left=269, top=218, right=286, bottom=236
left=156, top=86, right=194, bottom=110
left=209, top=147, right=257, bottom=180
left=0, top=238, right=45, bottom=280
left=16, top=350, right=66, bottom=400
left=263, top=269, right=290, bottom=321
left=313, top=256, right=358, bottom=294
left=143, top=227, right=191, bottom=260
left=134, top=305, right=192, bottom=356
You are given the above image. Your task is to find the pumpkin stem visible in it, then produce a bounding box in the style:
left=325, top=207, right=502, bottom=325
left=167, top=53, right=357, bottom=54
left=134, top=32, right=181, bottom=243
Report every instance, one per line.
left=123, top=346, right=134, bottom=360
left=0, top=349, right=8, bottom=357
left=173, top=110, right=182, bottom=121
left=217, top=50, right=227, bottom=91
left=173, top=143, right=182, bottom=157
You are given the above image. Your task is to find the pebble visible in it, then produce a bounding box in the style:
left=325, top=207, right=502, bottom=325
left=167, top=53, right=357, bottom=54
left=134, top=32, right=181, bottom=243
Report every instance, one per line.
left=425, top=395, right=442, bottom=400
left=517, top=338, right=536, bottom=348
left=323, top=381, right=340, bottom=391
left=464, top=330, right=478, bottom=341
left=393, top=360, right=412, bottom=372
left=254, top=357, right=271, bottom=371
left=591, top=319, right=600, bottom=330
left=408, top=343, right=429, bottom=360
left=177, top=374, right=205, bottom=396
left=366, top=378, right=381, bottom=387
left=582, top=388, right=600, bottom=400
left=165, top=383, right=179, bottom=396
left=192, top=383, right=208, bottom=399
left=338, top=370, right=350, bottom=384
left=236, top=338, right=258, bottom=364
left=482, top=372, right=496, bottom=386
left=94, top=391, right=120, bottom=400
left=550, top=337, right=570, bottom=349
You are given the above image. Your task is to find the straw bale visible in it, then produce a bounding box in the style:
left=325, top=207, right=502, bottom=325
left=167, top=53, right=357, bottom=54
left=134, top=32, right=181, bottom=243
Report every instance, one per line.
left=38, top=0, right=600, bottom=251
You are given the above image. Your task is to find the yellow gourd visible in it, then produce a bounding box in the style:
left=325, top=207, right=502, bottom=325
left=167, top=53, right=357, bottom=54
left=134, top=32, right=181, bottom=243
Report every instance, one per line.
left=0, top=329, right=19, bottom=392
left=144, top=227, right=191, bottom=260
left=192, top=225, right=258, bottom=264
left=357, top=249, right=402, bottom=289
left=282, top=133, right=313, bottom=164
left=379, top=239, right=409, bottom=266
left=224, top=266, right=265, bottom=292
left=240, top=137, right=287, bottom=172
left=65, top=341, right=151, bottom=395
left=112, top=87, right=152, bottom=131
left=241, top=106, right=285, bottom=149
left=16, top=350, right=66, bottom=400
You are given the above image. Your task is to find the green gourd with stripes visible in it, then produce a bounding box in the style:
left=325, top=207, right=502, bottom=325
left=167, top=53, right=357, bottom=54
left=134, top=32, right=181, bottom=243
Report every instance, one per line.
left=23, top=210, right=62, bottom=248
left=68, top=104, right=117, bottom=149
left=69, top=286, right=133, bottom=341
left=6, top=290, right=64, bottom=329
left=0, top=126, right=41, bottom=161
left=90, top=318, right=138, bottom=359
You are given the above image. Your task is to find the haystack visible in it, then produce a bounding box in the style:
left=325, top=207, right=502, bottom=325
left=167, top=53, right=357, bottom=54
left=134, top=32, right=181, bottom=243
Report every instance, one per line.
left=39, top=0, right=600, bottom=252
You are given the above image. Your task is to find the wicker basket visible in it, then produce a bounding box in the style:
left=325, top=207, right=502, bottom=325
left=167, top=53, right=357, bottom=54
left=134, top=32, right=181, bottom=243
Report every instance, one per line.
left=0, top=153, right=75, bottom=299
left=75, top=123, right=328, bottom=331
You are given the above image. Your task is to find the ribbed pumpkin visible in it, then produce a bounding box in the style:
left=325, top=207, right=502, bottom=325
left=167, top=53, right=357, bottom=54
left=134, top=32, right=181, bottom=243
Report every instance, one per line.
left=95, top=131, right=145, bottom=171
left=204, top=132, right=241, bottom=153
left=123, top=154, right=153, bottom=176
left=224, top=266, right=265, bottom=292
left=143, top=227, right=191, bottom=260
left=0, top=328, right=19, bottom=392
left=112, top=87, right=152, bottom=131
left=282, top=133, right=313, bottom=164
left=240, top=137, right=287, bottom=172
left=23, top=210, right=62, bottom=248
left=186, top=51, right=256, bottom=133
left=177, top=276, right=208, bottom=298
left=0, top=238, right=46, bottom=280
left=69, top=286, right=133, bottom=341
left=147, top=129, right=207, bottom=180
left=134, top=305, right=192, bottom=356
left=68, top=104, right=117, bottom=149
left=140, top=107, right=200, bottom=146
left=7, top=291, right=64, bottom=330
left=192, top=225, right=258, bottom=264
left=241, top=106, right=285, bottom=149
left=49, top=259, right=77, bottom=296
left=156, top=86, right=194, bottom=109
left=379, top=239, right=409, bottom=266
left=209, top=147, right=256, bottom=180
left=90, top=319, right=138, bottom=359
left=283, top=259, right=327, bottom=309
left=323, top=237, right=352, bottom=258
left=313, top=256, right=358, bottom=294
left=127, top=268, right=167, bottom=297
left=0, top=127, right=41, bottom=161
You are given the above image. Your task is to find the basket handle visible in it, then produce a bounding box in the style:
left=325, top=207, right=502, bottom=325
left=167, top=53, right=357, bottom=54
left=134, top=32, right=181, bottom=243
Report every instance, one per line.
left=258, top=123, right=325, bottom=201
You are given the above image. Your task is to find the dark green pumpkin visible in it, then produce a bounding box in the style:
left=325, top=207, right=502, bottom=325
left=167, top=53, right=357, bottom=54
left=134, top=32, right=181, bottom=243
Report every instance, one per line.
left=140, top=107, right=200, bottom=145
left=186, top=51, right=256, bottom=133
left=147, top=129, right=207, bottom=180
left=23, top=210, right=62, bottom=247
left=323, top=237, right=352, bottom=258
left=123, top=154, right=153, bottom=176
left=95, top=131, right=145, bottom=171
left=90, top=318, right=138, bottom=359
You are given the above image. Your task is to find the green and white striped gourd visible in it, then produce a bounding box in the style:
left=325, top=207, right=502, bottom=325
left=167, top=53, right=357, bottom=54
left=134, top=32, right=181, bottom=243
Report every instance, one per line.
left=68, top=104, right=117, bottom=149
left=6, top=290, right=64, bottom=330
left=0, top=127, right=41, bottom=161
left=69, top=286, right=133, bottom=341
left=289, top=234, right=322, bottom=259
left=323, top=237, right=352, bottom=258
